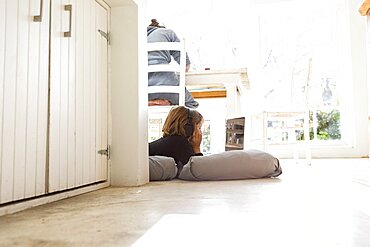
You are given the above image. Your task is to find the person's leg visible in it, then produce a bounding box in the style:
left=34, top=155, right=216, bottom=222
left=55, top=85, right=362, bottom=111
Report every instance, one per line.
left=148, top=99, right=172, bottom=106
left=184, top=87, right=199, bottom=108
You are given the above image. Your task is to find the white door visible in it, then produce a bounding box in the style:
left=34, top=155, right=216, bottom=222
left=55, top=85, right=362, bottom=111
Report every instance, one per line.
left=0, top=0, right=50, bottom=204
left=48, top=0, right=108, bottom=192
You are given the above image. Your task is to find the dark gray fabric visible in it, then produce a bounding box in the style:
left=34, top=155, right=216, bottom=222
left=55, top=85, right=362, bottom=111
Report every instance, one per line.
left=147, top=27, right=191, bottom=66
left=149, top=156, right=178, bottom=181
left=148, top=85, right=199, bottom=108
left=178, top=149, right=282, bottom=181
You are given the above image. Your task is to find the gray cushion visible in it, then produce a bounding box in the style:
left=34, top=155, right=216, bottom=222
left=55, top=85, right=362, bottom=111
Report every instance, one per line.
left=149, top=156, right=178, bottom=181
left=178, top=149, right=282, bottom=181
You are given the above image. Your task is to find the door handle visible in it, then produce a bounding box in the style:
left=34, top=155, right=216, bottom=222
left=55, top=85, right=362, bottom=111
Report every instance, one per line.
left=64, top=5, right=72, bottom=37
left=33, top=0, right=43, bottom=22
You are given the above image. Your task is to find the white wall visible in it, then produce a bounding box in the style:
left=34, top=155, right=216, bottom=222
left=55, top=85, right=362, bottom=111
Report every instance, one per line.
left=146, top=0, right=257, bottom=71
left=367, top=16, right=370, bottom=117
left=109, top=0, right=149, bottom=186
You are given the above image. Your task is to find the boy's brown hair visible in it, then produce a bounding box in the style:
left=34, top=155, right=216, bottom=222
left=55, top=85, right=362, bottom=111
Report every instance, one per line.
left=162, top=106, right=203, bottom=137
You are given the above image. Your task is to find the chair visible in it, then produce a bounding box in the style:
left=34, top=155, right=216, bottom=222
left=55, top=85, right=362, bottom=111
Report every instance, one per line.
left=147, top=40, right=187, bottom=142
left=261, top=58, right=313, bottom=165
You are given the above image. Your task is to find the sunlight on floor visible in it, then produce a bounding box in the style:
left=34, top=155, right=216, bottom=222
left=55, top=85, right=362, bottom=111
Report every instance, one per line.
left=132, top=211, right=353, bottom=247
left=1, top=159, right=369, bottom=247
left=132, top=159, right=370, bottom=247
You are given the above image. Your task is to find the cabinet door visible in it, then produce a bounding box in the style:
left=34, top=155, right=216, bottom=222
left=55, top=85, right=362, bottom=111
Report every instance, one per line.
left=0, top=0, right=50, bottom=204
left=49, top=0, right=108, bottom=192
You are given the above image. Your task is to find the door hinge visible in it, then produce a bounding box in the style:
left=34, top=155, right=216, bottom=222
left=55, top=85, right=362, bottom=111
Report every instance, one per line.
left=98, top=29, right=110, bottom=44
left=98, top=145, right=110, bottom=160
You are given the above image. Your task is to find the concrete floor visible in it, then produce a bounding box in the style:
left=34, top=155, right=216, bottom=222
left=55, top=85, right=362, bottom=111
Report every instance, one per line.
left=0, top=159, right=370, bottom=247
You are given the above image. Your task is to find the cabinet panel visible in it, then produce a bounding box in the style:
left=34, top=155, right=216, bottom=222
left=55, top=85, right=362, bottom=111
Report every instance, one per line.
left=0, top=0, right=49, bottom=204
left=96, top=2, right=108, bottom=181
left=0, top=0, right=108, bottom=203
left=49, top=0, right=108, bottom=192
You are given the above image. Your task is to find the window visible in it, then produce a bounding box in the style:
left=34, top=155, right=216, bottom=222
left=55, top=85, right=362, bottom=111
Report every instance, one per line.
left=253, top=0, right=368, bottom=157
left=147, top=0, right=368, bottom=157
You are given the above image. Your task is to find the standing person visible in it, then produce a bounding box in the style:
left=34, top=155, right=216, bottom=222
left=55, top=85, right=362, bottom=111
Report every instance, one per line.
left=149, top=106, right=204, bottom=174
left=147, top=19, right=199, bottom=108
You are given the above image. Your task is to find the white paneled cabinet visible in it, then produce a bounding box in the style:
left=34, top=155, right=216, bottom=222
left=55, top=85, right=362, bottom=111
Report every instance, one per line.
left=0, top=0, right=50, bottom=204
left=0, top=0, right=108, bottom=204
left=49, top=0, right=108, bottom=192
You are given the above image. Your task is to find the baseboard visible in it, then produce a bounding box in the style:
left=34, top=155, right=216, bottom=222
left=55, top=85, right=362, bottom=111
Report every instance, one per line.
left=0, top=182, right=110, bottom=216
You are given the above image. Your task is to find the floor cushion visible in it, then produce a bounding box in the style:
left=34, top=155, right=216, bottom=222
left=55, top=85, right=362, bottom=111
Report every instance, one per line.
left=178, top=149, right=282, bottom=181
left=149, top=156, right=178, bottom=181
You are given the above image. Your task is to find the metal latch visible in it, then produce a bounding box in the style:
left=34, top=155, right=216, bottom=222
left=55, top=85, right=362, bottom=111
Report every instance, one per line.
left=98, top=29, right=110, bottom=44
left=98, top=145, right=110, bottom=160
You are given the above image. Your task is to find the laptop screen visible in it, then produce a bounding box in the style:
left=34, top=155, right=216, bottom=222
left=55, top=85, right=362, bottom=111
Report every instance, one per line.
left=225, top=117, right=245, bottom=151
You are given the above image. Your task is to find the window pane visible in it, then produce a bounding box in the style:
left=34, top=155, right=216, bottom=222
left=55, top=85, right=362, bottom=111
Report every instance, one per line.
left=257, top=3, right=348, bottom=144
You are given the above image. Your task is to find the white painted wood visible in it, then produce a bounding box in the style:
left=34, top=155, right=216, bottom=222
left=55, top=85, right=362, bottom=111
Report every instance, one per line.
left=0, top=0, right=17, bottom=204
left=89, top=1, right=97, bottom=182
left=49, top=0, right=108, bottom=192
left=34, top=0, right=49, bottom=197
left=186, top=69, right=249, bottom=118
left=0, top=0, right=49, bottom=204
left=101, top=0, right=111, bottom=185
left=58, top=0, right=70, bottom=191
left=67, top=0, right=77, bottom=189
left=96, top=8, right=103, bottom=182
left=26, top=0, right=41, bottom=198
left=13, top=0, right=31, bottom=201
left=75, top=0, right=84, bottom=186
left=82, top=0, right=92, bottom=185
left=49, top=0, right=76, bottom=192
left=146, top=39, right=186, bottom=139
left=1, top=0, right=107, bottom=203
left=0, top=181, right=109, bottom=217
left=147, top=86, right=183, bottom=94
left=95, top=2, right=109, bottom=181
left=147, top=42, right=183, bottom=52
left=0, top=0, right=5, bottom=203
left=147, top=64, right=181, bottom=73
left=110, top=2, right=149, bottom=186
left=49, top=0, right=63, bottom=192
left=147, top=40, right=186, bottom=106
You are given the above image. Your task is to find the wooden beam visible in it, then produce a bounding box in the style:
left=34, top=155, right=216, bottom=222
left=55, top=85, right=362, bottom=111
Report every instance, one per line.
left=359, top=0, right=370, bottom=16
left=190, top=90, right=227, bottom=99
